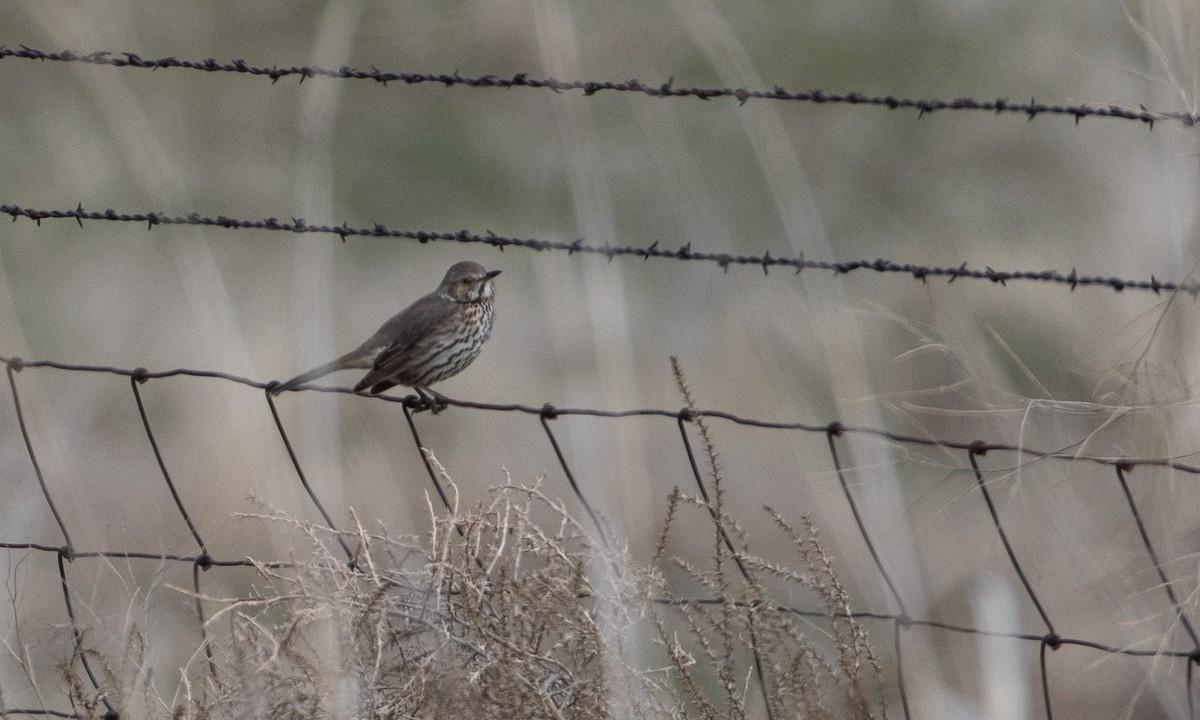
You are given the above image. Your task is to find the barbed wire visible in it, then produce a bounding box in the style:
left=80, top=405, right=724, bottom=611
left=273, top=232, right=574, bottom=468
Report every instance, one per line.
left=1, top=44, right=1193, bottom=128
left=3, top=202, right=1194, bottom=296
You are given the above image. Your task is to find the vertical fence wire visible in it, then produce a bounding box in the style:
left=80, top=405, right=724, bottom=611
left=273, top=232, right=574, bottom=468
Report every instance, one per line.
left=265, top=390, right=355, bottom=564
left=539, top=407, right=611, bottom=551
left=6, top=362, right=72, bottom=550
left=1114, top=463, right=1199, bottom=719
left=57, top=551, right=118, bottom=719
left=968, top=444, right=1059, bottom=720
left=676, top=413, right=775, bottom=720
left=966, top=446, right=1054, bottom=633
left=825, top=423, right=908, bottom=616
left=128, top=374, right=217, bottom=680
left=891, top=618, right=911, bottom=720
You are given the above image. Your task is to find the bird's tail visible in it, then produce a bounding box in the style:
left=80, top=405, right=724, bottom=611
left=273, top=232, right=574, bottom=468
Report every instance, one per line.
left=270, top=348, right=374, bottom=395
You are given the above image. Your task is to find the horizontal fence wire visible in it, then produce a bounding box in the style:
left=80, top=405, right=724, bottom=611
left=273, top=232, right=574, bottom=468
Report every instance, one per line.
left=2, top=354, right=1199, bottom=719
left=5, top=353, right=1200, bottom=474
left=2, top=202, right=1195, bottom=296
left=2, top=44, right=1195, bottom=128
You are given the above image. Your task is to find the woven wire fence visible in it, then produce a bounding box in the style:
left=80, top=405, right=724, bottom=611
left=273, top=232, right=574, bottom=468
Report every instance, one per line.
left=2, top=355, right=1199, bottom=718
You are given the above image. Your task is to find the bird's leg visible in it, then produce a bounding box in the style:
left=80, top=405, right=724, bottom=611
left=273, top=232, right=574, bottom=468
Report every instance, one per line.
left=414, top=386, right=448, bottom=414
left=429, top=388, right=450, bottom=415
left=411, top=386, right=434, bottom=412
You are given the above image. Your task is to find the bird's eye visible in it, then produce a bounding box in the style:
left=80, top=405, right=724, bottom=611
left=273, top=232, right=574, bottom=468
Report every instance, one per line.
left=461, top=277, right=472, bottom=284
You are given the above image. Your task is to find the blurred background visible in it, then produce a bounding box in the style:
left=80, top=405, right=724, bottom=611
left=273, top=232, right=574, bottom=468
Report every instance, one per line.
left=2, top=1, right=1199, bottom=717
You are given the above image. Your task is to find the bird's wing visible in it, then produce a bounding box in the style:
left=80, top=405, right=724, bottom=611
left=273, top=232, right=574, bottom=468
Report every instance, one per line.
left=353, top=294, right=458, bottom=392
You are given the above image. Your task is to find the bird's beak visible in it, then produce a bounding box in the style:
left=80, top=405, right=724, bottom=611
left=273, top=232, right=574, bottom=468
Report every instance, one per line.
left=485, top=269, right=502, bottom=279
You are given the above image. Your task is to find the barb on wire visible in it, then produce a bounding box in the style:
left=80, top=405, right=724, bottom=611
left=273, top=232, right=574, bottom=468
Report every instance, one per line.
left=2, top=203, right=1194, bottom=296
left=1, top=44, right=1193, bottom=128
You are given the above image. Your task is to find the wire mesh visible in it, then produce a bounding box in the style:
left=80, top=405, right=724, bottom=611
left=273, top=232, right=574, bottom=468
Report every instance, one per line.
left=1, top=356, right=1198, bottom=718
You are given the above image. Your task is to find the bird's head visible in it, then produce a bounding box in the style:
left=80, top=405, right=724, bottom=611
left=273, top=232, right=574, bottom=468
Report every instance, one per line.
left=439, top=261, right=501, bottom=303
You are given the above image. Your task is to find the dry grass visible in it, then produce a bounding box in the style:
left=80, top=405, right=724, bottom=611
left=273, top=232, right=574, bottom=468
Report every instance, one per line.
left=38, top=364, right=885, bottom=719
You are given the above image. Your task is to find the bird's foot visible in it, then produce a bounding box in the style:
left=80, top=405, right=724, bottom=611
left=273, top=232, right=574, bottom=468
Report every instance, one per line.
left=414, top=387, right=449, bottom=414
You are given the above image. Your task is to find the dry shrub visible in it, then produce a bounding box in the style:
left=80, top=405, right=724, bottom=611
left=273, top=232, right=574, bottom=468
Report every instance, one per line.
left=42, top=361, right=886, bottom=718
left=44, top=469, right=884, bottom=720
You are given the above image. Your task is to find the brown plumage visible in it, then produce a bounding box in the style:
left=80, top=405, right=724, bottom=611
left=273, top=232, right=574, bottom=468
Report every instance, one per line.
left=271, top=261, right=500, bottom=398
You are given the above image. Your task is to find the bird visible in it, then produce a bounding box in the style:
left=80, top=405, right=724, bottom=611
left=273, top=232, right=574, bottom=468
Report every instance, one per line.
left=271, top=261, right=500, bottom=406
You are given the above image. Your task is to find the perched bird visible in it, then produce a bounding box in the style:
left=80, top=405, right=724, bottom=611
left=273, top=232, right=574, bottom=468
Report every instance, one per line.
left=271, top=261, right=500, bottom=404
